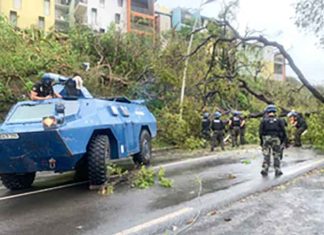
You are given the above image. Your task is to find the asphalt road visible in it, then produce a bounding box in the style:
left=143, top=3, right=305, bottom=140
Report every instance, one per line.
left=183, top=168, right=324, bottom=235
left=0, top=147, right=323, bottom=235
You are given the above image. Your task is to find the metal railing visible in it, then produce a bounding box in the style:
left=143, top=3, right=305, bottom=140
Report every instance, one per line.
left=55, top=0, right=70, bottom=5
left=75, top=0, right=88, bottom=5
left=55, top=12, right=69, bottom=22
left=131, top=22, right=154, bottom=33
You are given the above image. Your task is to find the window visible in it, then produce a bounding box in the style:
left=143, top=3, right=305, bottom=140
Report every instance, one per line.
left=8, top=102, right=80, bottom=123
left=13, top=0, right=22, bottom=10
left=274, top=64, right=283, bottom=75
left=9, top=11, right=18, bottom=26
left=100, top=0, right=105, bottom=7
left=115, top=13, right=121, bottom=24
left=44, top=0, right=50, bottom=16
left=132, top=0, right=149, bottom=9
left=99, top=28, right=105, bottom=33
left=38, top=17, right=45, bottom=30
left=118, top=0, right=123, bottom=7
left=91, top=8, right=97, bottom=25
left=8, top=104, right=54, bottom=123
left=57, top=0, right=69, bottom=4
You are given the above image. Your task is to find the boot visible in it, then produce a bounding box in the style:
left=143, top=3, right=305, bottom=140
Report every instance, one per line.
left=275, top=169, right=283, bottom=177
left=260, top=168, right=268, bottom=176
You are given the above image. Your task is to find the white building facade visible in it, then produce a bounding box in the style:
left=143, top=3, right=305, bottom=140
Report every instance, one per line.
left=74, top=0, right=127, bottom=32
left=73, top=0, right=155, bottom=35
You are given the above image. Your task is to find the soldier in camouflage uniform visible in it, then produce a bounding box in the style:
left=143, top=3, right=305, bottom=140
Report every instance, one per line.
left=229, top=111, right=241, bottom=147
left=259, top=105, right=287, bottom=177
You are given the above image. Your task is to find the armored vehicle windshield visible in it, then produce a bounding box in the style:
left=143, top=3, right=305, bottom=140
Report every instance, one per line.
left=7, top=101, right=80, bottom=124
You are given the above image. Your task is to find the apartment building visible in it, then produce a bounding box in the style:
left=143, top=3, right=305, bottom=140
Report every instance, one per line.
left=74, top=0, right=127, bottom=33
left=55, top=0, right=73, bottom=31
left=73, top=0, right=155, bottom=34
left=127, top=0, right=155, bottom=35
left=262, top=46, right=286, bottom=81
left=171, top=7, right=210, bottom=32
left=0, top=0, right=55, bottom=31
left=155, top=4, right=171, bottom=33
left=0, top=0, right=155, bottom=35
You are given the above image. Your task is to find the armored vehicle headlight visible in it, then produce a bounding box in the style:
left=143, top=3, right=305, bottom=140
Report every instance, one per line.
left=42, top=116, right=57, bottom=128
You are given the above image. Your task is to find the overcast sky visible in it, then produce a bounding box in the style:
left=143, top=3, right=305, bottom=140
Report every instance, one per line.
left=157, top=0, right=324, bottom=85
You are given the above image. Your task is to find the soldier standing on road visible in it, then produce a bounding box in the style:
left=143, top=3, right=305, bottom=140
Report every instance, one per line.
left=30, top=74, right=62, bottom=101
left=287, top=111, right=308, bottom=147
left=211, top=112, right=225, bottom=152
left=201, top=112, right=211, bottom=146
left=229, top=111, right=241, bottom=147
left=240, top=115, right=246, bottom=145
left=259, top=105, right=287, bottom=177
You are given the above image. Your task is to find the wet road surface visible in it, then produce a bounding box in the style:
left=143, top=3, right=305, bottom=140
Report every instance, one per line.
left=0, top=147, right=323, bottom=235
left=183, top=168, right=324, bottom=235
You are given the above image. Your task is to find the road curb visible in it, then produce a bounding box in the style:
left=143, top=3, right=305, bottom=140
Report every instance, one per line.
left=117, top=156, right=324, bottom=235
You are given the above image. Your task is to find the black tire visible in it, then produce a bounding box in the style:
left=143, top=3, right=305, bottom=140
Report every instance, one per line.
left=0, top=172, right=35, bottom=190
left=87, top=135, right=110, bottom=186
left=74, top=156, right=88, bottom=182
left=133, top=130, right=152, bottom=166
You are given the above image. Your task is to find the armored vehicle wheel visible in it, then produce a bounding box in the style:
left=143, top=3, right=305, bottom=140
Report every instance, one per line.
left=0, top=172, right=36, bottom=190
left=74, top=157, right=88, bottom=182
left=88, top=135, right=110, bottom=187
left=133, top=130, right=152, bottom=166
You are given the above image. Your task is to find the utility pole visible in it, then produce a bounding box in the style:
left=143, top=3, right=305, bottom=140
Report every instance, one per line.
left=179, top=0, right=217, bottom=118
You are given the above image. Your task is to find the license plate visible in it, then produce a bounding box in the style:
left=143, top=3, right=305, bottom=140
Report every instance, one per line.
left=0, top=133, right=19, bottom=140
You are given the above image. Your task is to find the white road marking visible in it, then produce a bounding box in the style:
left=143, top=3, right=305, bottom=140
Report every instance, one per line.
left=114, top=207, right=194, bottom=235
left=0, top=181, right=87, bottom=201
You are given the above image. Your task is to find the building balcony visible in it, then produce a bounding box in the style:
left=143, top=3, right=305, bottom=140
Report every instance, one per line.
left=55, top=0, right=70, bottom=12
left=74, top=14, right=88, bottom=25
left=131, top=6, right=154, bottom=16
left=55, top=22, right=69, bottom=32
left=131, top=22, right=154, bottom=34
left=55, top=17, right=69, bottom=32
left=55, top=11, right=69, bottom=26
left=75, top=0, right=87, bottom=16
left=131, top=0, right=154, bottom=15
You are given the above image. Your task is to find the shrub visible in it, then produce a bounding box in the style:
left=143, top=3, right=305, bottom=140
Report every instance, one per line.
left=303, top=111, right=324, bottom=151
left=245, top=118, right=260, bottom=144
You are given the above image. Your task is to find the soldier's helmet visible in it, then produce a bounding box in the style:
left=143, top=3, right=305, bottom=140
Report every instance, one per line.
left=41, top=74, right=54, bottom=87
left=214, top=112, right=222, bottom=118
left=265, top=104, right=277, bottom=113
left=203, top=112, right=209, bottom=119
left=233, top=111, right=240, bottom=116
left=287, top=111, right=297, bottom=118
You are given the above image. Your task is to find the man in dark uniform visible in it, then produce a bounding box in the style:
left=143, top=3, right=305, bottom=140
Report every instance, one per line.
left=201, top=112, right=211, bottom=145
left=229, top=111, right=241, bottom=147
left=239, top=115, right=246, bottom=145
left=287, top=111, right=308, bottom=147
left=211, top=112, right=225, bottom=151
left=30, top=75, right=62, bottom=101
left=259, top=104, right=287, bottom=177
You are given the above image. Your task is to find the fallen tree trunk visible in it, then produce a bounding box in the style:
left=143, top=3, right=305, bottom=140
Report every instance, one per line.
left=221, top=19, right=324, bottom=104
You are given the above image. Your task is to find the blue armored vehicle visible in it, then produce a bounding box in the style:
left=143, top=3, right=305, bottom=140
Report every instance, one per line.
left=0, top=74, right=157, bottom=190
